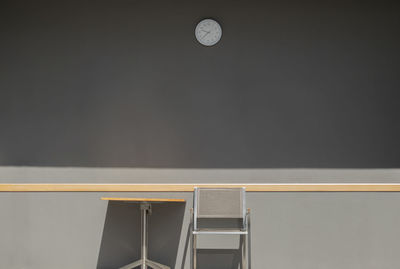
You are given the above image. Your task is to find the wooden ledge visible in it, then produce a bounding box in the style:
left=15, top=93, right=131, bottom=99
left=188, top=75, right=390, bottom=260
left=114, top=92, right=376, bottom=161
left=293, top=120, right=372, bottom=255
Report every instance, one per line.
left=101, top=197, right=185, bottom=202
left=1, top=183, right=400, bottom=192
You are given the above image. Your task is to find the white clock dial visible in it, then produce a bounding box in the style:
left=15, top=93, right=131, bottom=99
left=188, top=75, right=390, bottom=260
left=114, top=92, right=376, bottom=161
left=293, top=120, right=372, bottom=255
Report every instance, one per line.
left=195, top=19, right=222, bottom=46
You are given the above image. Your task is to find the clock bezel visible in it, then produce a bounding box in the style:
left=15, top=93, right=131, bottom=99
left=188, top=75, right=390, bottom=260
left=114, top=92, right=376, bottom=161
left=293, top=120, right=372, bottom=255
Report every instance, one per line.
left=195, top=18, right=222, bottom=47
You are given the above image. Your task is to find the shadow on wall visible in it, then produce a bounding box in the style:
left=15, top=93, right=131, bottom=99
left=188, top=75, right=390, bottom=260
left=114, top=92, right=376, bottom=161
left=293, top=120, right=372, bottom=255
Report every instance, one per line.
left=97, top=201, right=245, bottom=269
left=96, top=201, right=186, bottom=269
left=197, top=249, right=242, bottom=269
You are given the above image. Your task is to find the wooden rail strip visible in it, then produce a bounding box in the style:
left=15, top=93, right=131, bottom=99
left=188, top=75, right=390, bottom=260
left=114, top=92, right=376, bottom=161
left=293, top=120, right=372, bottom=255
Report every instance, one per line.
left=1, top=183, right=400, bottom=192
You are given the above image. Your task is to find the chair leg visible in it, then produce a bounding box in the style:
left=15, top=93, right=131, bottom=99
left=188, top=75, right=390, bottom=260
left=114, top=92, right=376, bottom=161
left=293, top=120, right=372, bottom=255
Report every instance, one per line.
left=242, top=234, right=248, bottom=269
left=193, top=234, right=197, bottom=269
left=247, top=211, right=251, bottom=269
left=190, top=232, right=193, bottom=269
left=242, top=210, right=251, bottom=269
left=190, top=208, right=196, bottom=269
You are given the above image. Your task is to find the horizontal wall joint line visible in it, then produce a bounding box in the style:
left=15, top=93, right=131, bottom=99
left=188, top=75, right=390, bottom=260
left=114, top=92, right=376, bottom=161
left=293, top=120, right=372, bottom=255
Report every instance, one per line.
left=1, top=184, right=400, bottom=192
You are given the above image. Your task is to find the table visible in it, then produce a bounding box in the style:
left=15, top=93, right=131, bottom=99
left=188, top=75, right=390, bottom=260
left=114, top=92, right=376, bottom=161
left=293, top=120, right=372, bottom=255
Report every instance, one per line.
left=101, top=197, right=186, bottom=269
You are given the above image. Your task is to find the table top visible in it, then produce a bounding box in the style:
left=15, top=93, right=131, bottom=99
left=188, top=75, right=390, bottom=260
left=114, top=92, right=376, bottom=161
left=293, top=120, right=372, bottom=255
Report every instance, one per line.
left=101, top=197, right=186, bottom=202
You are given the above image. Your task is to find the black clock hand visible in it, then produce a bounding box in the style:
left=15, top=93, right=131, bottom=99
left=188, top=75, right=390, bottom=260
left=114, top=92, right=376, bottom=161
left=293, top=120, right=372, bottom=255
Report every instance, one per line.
left=202, top=31, right=210, bottom=39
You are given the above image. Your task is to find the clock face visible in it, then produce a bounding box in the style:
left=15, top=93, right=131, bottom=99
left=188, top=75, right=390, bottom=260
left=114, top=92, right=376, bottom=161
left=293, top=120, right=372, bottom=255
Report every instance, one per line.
left=195, top=19, right=222, bottom=46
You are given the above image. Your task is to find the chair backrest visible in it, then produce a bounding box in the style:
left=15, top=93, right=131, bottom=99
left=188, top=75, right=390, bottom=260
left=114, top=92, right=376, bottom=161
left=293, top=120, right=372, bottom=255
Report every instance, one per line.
left=193, top=188, right=246, bottom=230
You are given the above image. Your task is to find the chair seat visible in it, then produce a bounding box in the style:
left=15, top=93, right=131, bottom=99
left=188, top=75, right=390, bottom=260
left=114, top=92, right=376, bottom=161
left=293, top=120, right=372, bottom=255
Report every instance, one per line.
left=193, top=229, right=248, bottom=235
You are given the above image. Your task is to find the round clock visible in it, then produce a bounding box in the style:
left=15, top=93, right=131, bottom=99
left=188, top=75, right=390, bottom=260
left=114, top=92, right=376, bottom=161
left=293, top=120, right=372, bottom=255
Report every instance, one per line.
left=195, top=19, right=222, bottom=46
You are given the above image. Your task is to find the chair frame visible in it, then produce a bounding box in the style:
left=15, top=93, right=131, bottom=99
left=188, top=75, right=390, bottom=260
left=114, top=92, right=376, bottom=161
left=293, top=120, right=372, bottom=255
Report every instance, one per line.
left=190, top=187, right=250, bottom=269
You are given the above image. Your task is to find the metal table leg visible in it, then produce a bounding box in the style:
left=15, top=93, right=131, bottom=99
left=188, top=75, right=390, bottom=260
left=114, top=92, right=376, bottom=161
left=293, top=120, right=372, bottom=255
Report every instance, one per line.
left=119, top=202, right=170, bottom=269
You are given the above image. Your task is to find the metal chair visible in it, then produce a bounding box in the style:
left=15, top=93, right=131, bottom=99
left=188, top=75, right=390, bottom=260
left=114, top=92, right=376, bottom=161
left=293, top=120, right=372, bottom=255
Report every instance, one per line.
left=190, top=187, right=250, bottom=269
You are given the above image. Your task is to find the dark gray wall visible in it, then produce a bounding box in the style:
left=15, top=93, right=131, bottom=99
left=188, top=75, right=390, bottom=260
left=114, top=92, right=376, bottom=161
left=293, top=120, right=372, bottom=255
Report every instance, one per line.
left=1, top=0, right=400, bottom=168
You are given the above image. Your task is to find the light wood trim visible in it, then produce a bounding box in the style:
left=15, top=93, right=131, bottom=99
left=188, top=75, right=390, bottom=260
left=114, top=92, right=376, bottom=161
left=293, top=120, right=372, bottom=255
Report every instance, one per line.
left=101, top=197, right=185, bottom=202
left=1, top=183, right=400, bottom=192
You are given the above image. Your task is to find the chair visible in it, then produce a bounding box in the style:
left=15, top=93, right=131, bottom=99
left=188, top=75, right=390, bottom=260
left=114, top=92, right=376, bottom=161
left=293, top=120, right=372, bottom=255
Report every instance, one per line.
left=190, top=187, right=250, bottom=269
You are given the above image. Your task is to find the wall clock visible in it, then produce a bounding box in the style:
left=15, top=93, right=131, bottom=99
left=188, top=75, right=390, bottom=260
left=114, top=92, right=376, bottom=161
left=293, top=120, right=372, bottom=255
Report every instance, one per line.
left=195, top=19, right=222, bottom=46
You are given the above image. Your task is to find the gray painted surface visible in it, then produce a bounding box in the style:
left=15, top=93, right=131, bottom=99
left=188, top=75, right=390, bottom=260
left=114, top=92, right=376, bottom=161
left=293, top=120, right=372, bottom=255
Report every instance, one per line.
left=1, top=166, right=400, bottom=183
left=1, top=167, right=400, bottom=268
left=1, top=0, right=400, bottom=266
left=1, top=191, right=400, bottom=269
left=1, top=0, right=400, bottom=167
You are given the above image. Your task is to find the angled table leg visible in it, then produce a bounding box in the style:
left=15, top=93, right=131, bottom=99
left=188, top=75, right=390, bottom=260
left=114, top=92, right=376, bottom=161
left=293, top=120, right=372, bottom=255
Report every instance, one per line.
left=146, top=259, right=171, bottom=269
left=119, top=259, right=143, bottom=269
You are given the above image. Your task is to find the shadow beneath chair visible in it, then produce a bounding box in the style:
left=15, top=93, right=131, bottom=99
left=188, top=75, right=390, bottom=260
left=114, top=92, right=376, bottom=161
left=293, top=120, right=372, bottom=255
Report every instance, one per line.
left=97, top=201, right=186, bottom=269
left=196, top=249, right=242, bottom=269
